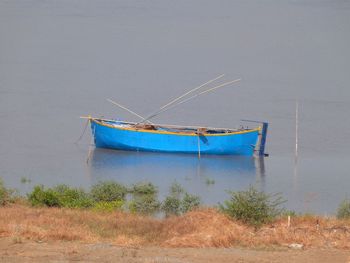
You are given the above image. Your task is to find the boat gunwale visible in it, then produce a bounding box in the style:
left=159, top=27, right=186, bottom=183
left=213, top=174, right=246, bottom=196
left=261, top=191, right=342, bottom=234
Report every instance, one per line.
left=90, top=118, right=260, bottom=137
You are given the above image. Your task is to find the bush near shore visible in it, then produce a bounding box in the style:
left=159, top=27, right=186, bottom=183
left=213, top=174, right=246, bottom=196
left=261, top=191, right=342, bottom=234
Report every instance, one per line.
left=219, top=186, right=285, bottom=227
left=2, top=178, right=350, bottom=224
left=337, top=199, right=350, bottom=219
left=26, top=181, right=201, bottom=216
left=0, top=179, right=17, bottom=206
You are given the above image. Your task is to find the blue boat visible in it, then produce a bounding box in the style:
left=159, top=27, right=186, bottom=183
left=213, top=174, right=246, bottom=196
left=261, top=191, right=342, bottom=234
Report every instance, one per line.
left=88, top=117, right=262, bottom=156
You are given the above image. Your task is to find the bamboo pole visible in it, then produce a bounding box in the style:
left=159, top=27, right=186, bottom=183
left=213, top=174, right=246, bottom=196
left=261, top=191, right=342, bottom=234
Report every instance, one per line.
left=140, top=78, right=241, bottom=124
left=137, top=74, right=225, bottom=124
left=106, top=99, right=154, bottom=124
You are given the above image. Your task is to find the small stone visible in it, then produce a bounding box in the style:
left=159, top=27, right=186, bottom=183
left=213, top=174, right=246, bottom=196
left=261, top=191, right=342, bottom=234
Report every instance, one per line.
left=288, top=243, right=304, bottom=249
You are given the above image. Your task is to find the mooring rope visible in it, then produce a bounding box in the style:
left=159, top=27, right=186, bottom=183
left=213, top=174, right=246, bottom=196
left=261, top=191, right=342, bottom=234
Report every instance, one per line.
left=74, top=119, right=89, bottom=144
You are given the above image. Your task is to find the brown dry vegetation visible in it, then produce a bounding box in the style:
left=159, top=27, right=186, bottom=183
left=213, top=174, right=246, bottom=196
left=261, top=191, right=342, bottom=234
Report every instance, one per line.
left=0, top=204, right=349, bottom=249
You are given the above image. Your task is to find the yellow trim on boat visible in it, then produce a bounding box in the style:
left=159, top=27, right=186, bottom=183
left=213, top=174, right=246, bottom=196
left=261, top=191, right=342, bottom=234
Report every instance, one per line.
left=91, top=119, right=260, bottom=137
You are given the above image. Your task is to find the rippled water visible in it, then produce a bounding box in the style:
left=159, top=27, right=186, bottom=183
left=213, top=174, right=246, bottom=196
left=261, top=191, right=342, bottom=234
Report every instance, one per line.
left=1, top=0, right=349, bottom=214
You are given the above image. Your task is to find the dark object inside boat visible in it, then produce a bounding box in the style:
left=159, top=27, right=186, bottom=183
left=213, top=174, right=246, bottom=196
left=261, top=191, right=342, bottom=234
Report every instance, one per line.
left=134, top=124, right=156, bottom=130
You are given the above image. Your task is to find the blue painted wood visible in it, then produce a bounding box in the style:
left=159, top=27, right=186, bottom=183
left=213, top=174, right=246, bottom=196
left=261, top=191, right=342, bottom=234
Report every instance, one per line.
left=90, top=119, right=259, bottom=156
left=241, top=119, right=269, bottom=156
left=259, top=122, right=268, bottom=156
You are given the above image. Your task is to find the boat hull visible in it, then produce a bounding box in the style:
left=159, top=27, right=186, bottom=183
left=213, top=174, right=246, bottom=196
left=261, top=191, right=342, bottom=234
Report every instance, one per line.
left=90, top=119, right=259, bottom=156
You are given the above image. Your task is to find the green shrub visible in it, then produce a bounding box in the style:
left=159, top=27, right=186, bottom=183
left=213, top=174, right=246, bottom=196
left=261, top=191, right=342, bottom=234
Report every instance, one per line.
left=129, top=182, right=160, bottom=214
left=0, top=179, right=7, bottom=205
left=129, top=195, right=161, bottom=214
left=93, top=200, right=124, bottom=212
left=162, top=182, right=201, bottom=217
left=220, top=186, right=285, bottom=227
left=181, top=192, right=201, bottom=214
left=205, top=177, right=215, bottom=185
left=337, top=199, right=350, bottom=219
left=52, top=184, right=93, bottom=208
left=20, top=177, right=31, bottom=184
left=162, top=196, right=181, bottom=216
left=28, top=184, right=93, bottom=208
left=91, top=181, right=127, bottom=202
left=169, top=182, right=184, bottom=198
left=131, top=182, right=158, bottom=196
left=28, top=185, right=61, bottom=207
left=0, top=179, right=16, bottom=206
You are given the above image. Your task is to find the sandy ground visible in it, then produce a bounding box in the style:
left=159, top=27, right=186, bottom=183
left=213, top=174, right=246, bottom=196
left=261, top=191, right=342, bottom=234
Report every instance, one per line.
left=0, top=238, right=349, bottom=263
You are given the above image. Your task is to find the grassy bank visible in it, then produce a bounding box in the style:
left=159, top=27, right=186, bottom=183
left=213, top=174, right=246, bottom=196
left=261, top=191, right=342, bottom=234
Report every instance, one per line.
left=0, top=205, right=349, bottom=249
left=0, top=180, right=349, bottom=249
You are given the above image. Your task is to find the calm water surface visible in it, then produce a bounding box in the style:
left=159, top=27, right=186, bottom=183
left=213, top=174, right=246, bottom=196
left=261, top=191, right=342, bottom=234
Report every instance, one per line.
left=1, top=0, right=349, bottom=214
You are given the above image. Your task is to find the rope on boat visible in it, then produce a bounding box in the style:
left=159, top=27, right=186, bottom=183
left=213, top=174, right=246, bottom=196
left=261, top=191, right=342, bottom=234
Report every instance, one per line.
left=74, top=119, right=89, bottom=144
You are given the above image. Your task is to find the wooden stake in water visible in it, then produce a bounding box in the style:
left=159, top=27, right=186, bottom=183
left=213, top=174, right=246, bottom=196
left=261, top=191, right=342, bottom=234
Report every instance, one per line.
left=295, top=100, right=299, bottom=162
left=292, top=100, right=299, bottom=205
left=197, top=134, right=201, bottom=159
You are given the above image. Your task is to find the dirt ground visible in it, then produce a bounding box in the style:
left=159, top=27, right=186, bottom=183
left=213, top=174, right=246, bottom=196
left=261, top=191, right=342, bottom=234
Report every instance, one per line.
left=0, top=238, right=349, bottom=263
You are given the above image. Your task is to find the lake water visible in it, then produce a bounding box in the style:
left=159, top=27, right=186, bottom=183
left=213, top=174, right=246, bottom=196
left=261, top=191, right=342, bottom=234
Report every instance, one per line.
left=1, top=0, right=349, bottom=214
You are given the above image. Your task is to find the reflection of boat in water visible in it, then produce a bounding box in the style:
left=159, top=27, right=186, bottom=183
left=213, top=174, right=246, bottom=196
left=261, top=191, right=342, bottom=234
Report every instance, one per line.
left=91, top=148, right=256, bottom=171
left=88, top=148, right=266, bottom=205
left=89, top=148, right=260, bottom=183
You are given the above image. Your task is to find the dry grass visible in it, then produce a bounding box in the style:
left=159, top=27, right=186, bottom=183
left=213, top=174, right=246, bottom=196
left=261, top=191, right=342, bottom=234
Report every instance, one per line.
left=0, top=205, right=349, bottom=249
